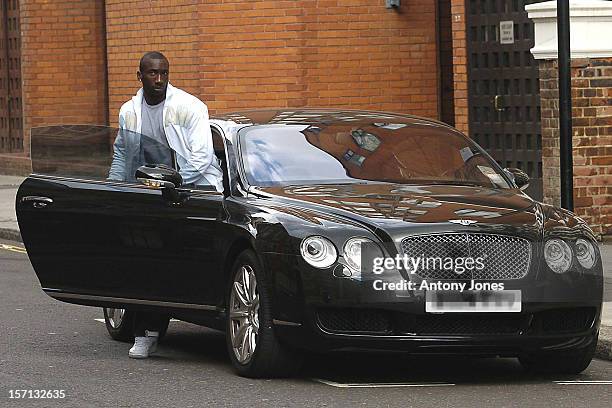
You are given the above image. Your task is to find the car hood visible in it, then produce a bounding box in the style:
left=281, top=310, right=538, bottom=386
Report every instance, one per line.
left=253, top=183, right=542, bottom=241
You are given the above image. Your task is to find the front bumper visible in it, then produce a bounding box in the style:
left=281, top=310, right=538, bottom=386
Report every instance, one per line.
left=264, top=253, right=603, bottom=355
left=274, top=303, right=601, bottom=355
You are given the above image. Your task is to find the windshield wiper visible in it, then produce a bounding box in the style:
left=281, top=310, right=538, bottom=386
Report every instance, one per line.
left=423, top=181, right=489, bottom=187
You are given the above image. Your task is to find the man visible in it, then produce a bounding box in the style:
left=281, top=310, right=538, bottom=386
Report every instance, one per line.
left=109, top=51, right=223, bottom=191
left=109, top=51, right=223, bottom=358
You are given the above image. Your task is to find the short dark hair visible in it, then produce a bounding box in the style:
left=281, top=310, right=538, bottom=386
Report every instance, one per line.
left=139, top=51, right=168, bottom=72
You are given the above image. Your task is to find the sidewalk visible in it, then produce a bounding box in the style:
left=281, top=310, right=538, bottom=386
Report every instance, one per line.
left=0, top=175, right=610, bottom=360
left=0, top=175, right=24, bottom=242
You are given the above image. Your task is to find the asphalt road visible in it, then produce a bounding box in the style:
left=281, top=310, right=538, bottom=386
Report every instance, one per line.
left=1, top=239, right=611, bottom=408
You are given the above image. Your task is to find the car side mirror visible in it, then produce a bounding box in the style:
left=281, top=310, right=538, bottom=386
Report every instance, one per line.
left=504, top=167, right=529, bottom=190
left=135, top=164, right=182, bottom=189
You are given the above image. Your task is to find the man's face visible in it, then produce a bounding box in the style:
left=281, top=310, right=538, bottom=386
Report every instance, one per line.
left=138, top=57, right=169, bottom=99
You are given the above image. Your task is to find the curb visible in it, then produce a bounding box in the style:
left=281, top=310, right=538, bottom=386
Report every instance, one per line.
left=0, top=227, right=22, bottom=243
left=596, top=325, right=612, bottom=361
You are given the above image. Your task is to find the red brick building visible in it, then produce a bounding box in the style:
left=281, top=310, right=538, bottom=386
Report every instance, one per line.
left=2, top=0, right=467, bottom=170
left=0, top=0, right=610, bottom=237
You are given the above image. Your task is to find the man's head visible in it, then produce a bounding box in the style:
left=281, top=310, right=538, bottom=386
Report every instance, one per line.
left=137, top=51, right=169, bottom=103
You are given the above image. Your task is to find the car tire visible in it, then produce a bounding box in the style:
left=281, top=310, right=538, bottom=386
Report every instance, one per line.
left=225, top=249, right=302, bottom=378
left=102, top=308, right=169, bottom=343
left=519, top=334, right=597, bottom=374
left=103, top=307, right=135, bottom=342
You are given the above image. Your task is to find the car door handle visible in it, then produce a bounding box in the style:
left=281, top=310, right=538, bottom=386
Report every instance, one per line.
left=21, top=196, right=53, bottom=208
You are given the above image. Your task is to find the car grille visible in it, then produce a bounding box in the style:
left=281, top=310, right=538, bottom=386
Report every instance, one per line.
left=532, top=307, right=596, bottom=334
left=317, top=309, right=391, bottom=334
left=398, top=314, right=526, bottom=335
left=400, top=233, right=532, bottom=280
left=316, top=308, right=526, bottom=335
left=316, top=308, right=596, bottom=336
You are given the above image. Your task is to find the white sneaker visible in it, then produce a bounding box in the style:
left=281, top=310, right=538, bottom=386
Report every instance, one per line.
left=128, top=331, right=159, bottom=359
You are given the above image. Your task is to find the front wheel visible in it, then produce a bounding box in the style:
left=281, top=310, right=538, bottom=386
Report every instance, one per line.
left=226, top=250, right=302, bottom=378
left=519, top=334, right=598, bottom=374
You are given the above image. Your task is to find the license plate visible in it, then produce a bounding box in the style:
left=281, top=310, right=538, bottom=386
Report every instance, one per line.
left=425, top=290, right=521, bottom=313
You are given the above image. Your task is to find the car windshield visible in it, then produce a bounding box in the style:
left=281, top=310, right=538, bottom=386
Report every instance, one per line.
left=239, top=122, right=510, bottom=188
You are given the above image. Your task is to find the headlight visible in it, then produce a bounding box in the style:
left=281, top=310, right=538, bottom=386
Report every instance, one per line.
left=300, top=236, right=337, bottom=268
left=575, top=238, right=596, bottom=269
left=343, top=237, right=383, bottom=273
left=544, top=238, right=572, bottom=274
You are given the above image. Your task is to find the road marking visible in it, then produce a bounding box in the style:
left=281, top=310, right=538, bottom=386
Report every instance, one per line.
left=0, top=243, right=26, bottom=254
left=312, top=379, right=455, bottom=388
left=554, top=381, right=612, bottom=385
left=94, top=318, right=180, bottom=323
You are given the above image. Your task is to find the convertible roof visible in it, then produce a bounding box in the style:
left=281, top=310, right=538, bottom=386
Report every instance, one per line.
left=210, top=108, right=451, bottom=129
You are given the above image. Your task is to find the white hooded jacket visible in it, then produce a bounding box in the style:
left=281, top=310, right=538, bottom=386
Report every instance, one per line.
left=108, top=83, right=223, bottom=191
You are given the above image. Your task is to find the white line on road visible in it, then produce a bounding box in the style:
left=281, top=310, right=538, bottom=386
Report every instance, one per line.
left=94, top=318, right=180, bottom=323
left=312, top=379, right=456, bottom=388
left=554, top=381, right=612, bottom=385
left=0, top=244, right=26, bottom=254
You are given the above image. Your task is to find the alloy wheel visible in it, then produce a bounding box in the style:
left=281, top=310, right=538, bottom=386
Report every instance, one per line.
left=229, top=265, right=260, bottom=364
left=106, top=308, right=125, bottom=329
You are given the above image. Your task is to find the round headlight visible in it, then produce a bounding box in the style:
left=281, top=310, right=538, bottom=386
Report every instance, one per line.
left=300, top=236, right=337, bottom=268
left=575, top=238, right=596, bottom=269
left=544, top=238, right=572, bottom=274
left=343, top=237, right=383, bottom=274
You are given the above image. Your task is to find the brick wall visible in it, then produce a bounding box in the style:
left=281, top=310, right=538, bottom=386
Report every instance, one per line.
left=20, top=0, right=108, bottom=153
left=450, top=0, right=468, bottom=134
left=539, top=58, right=612, bottom=237
left=105, top=0, right=201, bottom=125
left=105, top=0, right=439, bottom=122
left=539, top=60, right=560, bottom=205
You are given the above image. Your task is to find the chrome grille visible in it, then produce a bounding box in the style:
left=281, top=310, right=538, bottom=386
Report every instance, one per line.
left=400, top=233, right=531, bottom=280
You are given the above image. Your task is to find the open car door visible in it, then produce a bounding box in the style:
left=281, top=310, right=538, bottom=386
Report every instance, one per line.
left=17, top=125, right=225, bottom=309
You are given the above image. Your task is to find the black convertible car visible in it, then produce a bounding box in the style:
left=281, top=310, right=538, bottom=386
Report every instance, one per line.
left=16, top=109, right=603, bottom=378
